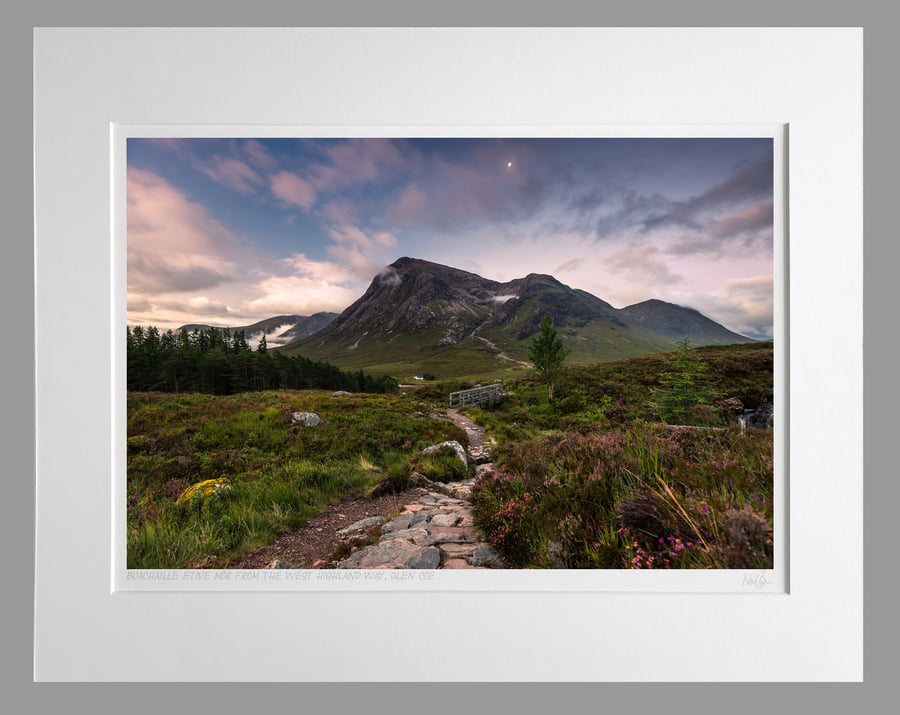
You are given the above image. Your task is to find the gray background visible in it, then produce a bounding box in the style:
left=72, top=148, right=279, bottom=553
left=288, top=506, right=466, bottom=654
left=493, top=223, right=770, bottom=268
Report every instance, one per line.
left=6, top=0, right=886, bottom=710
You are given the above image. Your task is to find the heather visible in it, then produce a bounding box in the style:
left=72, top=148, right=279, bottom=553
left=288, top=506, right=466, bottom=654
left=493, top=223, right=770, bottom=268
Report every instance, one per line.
left=466, top=341, right=775, bottom=569
left=471, top=423, right=772, bottom=568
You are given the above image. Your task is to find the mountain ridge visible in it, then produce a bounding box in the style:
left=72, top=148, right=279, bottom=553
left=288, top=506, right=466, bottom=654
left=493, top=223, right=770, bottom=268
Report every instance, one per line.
left=277, top=257, right=754, bottom=377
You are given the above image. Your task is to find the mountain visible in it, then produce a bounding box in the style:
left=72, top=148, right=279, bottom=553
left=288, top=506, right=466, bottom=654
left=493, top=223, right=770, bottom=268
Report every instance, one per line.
left=277, top=257, right=754, bottom=378
left=620, top=299, right=750, bottom=345
left=178, top=312, right=338, bottom=348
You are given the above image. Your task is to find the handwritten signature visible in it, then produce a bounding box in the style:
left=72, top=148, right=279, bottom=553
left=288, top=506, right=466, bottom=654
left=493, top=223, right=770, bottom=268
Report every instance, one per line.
left=742, top=572, right=775, bottom=589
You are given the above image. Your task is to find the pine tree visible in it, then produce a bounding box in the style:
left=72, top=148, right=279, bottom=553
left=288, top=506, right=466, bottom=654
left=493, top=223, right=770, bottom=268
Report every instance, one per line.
left=528, top=315, right=570, bottom=402
left=650, top=338, right=719, bottom=425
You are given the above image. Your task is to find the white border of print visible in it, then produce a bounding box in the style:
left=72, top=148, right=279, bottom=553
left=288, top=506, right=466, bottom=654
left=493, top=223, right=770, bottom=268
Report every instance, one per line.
left=112, top=123, right=787, bottom=595
left=35, top=28, right=862, bottom=681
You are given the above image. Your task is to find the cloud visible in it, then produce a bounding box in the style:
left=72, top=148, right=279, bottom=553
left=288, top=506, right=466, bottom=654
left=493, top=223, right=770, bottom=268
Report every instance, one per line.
left=256, top=321, right=301, bottom=349
left=127, top=167, right=239, bottom=294
left=279, top=252, right=358, bottom=284
left=197, top=156, right=264, bottom=195
left=589, top=151, right=774, bottom=242
left=269, top=171, right=317, bottom=210
left=553, top=258, right=583, bottom=274
left=328, top=224, right=396, bottom=251
left=245, top=269, right=360, bottom=315
left=241, top=139, right=279, bottom=171
left=376, top=266, right=402, bottom=287
left=385, top=183, right=427, bottom=224
left=606, top=245, right=683, bottom=287
left=187, top=296, right=233, bottom=316
left=594, top=192, right=674, bottom=238
left=128, top=256, right=231, bottom=293
left=709, top=199, right=774, bottom=240
left=683, top=152, right=774, bottom=215
left=308, top=138, right=412, bottom=192
left=326, top=244, right=387, bottom=282
left=319, top=198, right=360, bottom=226
left=126, top=294, right=152, bottom=312
left=691, top=275, right=774, bottom=339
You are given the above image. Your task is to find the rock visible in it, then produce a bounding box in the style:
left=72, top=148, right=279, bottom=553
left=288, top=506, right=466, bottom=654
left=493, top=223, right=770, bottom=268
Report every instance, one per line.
left=466, top=446, right=492, bottom=464
left=441, top=558, right=473, bottom=569
left=175, top=478, right=232, bottom=507
left=546, top=540, right=566, bottom=569
left=269, top=559, right=294, bottom=569
left=426, top=526, right=474, bottom=545
left=475, top=464, right=495, bottom=479
left=437, top=542, right=478, bottom=557
left=472, top=547, right=504, bottom=568
left=332, top=391, right=353, bottom=397
left=291, top=411, right=321, bottom=427
left=381, top=514, right=414, bottom=532
left=335, top=515, right=384, bottom=535
left=430, top=512, right=462, bottom=527
left=409, top=472, right=436, bottom=488
left=405, top=547, right=442, bottom=569
left=378, top=527, right=431, bottom=546
left=421, top=440, right=468, bottom=467
left=338, top=538, right=423, bottom=569
left=312, top=559, right=334, bottom=569
left=450, top=486, right=473, bottom=499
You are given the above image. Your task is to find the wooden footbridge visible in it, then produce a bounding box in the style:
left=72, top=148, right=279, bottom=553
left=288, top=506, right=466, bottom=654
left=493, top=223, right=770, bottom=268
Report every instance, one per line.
left=448, top=382, right=507, bottom=408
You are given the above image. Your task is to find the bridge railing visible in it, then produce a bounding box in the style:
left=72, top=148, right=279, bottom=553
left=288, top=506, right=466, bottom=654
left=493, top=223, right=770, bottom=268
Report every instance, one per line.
left=448, top=383, right=507, bottom=408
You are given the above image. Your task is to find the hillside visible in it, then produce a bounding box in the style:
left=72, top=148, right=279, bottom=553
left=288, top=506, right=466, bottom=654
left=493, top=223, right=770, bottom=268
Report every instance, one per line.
left=179, top=312, right=338, bottom=348
left=278, top=257, right=754, bottom=378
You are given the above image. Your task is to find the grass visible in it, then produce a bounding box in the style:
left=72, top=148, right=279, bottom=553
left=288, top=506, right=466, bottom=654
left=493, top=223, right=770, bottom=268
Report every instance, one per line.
left=127, top=390, right=466, bottom=568
left=127, top=342, right=775, bottom=570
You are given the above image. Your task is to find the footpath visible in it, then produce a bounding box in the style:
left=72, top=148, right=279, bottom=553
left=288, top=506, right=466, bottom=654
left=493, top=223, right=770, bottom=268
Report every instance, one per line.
left=334, top=409, right=505, bottom=570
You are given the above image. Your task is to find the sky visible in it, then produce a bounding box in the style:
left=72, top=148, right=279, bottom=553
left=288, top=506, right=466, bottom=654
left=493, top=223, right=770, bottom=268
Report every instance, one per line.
left=127, top=136, right=775, bottom=342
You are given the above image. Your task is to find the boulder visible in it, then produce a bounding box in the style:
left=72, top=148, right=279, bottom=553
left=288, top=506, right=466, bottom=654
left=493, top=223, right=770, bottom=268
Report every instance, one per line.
left=421, top=440, right=468, bottom=467
left=332, top=391, right=353, bottom=397
left=291, top=411, right=320, bottom=427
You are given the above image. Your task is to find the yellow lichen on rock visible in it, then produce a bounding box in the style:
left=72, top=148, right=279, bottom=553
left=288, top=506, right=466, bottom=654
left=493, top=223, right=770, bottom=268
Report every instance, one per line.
left=176, top=478, right=232, bottom=507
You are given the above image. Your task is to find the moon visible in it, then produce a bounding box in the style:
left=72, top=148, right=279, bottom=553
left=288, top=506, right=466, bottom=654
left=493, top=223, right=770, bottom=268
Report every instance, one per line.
left=506, top=161, right=513, bottom=168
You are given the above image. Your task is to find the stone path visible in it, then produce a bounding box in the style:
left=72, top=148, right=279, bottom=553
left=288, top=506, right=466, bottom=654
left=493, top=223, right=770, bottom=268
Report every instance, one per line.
left=335, top=409, right=505, bottom=570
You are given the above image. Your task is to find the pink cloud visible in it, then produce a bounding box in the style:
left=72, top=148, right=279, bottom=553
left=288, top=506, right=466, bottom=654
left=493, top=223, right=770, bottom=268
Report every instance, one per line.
left=245, top=270, right=360, bottom=315
left=198, top=156, right=264, bottom=195
left=241, top=139, right=279, bottom=171
left=709, top=199, right=774, bottom=239
left=269, top=171, right=317, bottom=210
left=690, top=275, right=774, bottom=338
left=319, top=198, right=360, bottom=226
left=309, top=138, right=412, bottom=192
left=127, top=167, right=239, bottom=294
left=386, top=183, right=427, bottom=224
left=329, top=224, right=373, bottom=249
left=326, top=244, right=386, bottom=282
left=606, top=245, right=683, bottom=286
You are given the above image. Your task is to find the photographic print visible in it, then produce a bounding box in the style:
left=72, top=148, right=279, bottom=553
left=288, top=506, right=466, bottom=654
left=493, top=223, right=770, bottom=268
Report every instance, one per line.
left=125, top=135, right=776, bottom=573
